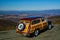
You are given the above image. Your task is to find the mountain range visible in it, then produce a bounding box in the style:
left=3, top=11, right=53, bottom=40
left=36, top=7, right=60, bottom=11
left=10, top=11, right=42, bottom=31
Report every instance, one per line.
left=0, top=9, right=60, bottom=19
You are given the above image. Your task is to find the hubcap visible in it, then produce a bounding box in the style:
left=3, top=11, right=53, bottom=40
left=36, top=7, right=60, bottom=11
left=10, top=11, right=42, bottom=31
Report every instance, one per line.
left=18, top=23, right=24, bottom=30
left=49, top=25, right=52, bottom=29
left=35, top=30, right=39, bottom=36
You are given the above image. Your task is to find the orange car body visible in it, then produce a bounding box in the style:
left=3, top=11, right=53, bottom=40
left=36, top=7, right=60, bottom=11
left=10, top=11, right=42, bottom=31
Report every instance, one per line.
left=16, top=17, right=48, bottom=36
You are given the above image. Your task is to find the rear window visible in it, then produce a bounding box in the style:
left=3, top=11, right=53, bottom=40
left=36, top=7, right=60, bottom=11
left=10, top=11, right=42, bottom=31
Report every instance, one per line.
left=32, top=19, right=40, bottom=25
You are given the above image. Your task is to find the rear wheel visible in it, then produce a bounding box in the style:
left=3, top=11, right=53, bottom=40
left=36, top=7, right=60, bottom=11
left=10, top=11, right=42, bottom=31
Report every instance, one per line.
left=34, top=29, right=40, bottom=36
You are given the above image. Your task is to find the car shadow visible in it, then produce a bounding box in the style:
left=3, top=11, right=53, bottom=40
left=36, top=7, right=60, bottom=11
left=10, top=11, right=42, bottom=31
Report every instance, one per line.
left=26, top=29, right=48, bottom=38
left=27, top=26, right=54, bottom=38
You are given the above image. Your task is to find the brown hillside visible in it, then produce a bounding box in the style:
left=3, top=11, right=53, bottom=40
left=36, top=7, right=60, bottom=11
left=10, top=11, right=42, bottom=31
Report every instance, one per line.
left=48, top=16, right=60, bottom=24
left=0, top=19, right=17, bottom=31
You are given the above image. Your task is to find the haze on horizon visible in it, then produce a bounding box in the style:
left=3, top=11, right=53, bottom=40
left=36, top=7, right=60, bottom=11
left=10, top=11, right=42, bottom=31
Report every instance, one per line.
left=0, top=0, right=60, bottom=11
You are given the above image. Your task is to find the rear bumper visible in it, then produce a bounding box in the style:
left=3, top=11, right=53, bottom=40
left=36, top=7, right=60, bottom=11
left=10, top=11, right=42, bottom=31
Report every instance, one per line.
left=16, top=30, right=30, bottom=36
left=16, top=31, right=30, bottom=36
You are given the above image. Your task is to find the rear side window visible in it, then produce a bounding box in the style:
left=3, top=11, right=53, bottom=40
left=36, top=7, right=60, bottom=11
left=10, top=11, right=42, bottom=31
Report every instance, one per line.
left=32, top=19, right=40, bottom=25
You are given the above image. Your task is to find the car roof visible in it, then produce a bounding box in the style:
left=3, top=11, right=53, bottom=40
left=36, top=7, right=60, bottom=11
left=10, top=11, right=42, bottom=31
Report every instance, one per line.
left=21, top=16, right=44, bottom=21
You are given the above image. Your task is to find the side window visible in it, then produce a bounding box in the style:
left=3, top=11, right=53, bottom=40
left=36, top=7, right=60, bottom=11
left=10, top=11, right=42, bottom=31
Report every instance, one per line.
left=42, top=18, right=44, bottom=21
left=32, top=19, right=40, bottom=25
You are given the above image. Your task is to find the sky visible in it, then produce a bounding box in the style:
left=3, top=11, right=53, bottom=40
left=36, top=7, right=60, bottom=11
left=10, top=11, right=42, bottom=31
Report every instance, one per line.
left=0, top=0, right=60, bottom=10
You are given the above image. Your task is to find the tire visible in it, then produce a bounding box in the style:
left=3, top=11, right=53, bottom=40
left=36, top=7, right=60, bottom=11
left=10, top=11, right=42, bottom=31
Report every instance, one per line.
left=48, top=24, right=52, bottom=30
left=18, top=23, right=25, bottom=31
left=34, top=29, right=40, bottom=36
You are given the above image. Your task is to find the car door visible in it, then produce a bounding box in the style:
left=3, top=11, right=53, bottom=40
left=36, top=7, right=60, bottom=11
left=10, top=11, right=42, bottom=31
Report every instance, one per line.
left=30, top=18, right=42, bottom=33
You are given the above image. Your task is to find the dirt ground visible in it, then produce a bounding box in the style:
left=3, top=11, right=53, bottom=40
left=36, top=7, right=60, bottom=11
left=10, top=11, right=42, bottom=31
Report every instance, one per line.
left=0, top=24, right=60, bottom=40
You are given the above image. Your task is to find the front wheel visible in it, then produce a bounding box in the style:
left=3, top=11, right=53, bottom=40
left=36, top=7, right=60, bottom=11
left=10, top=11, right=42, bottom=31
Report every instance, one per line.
left=48, top=24, right=52, bottom=30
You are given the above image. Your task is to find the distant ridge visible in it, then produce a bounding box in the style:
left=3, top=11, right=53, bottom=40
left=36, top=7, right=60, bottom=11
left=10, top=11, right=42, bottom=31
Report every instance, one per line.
left=0, top=9, right=60, bottom=17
